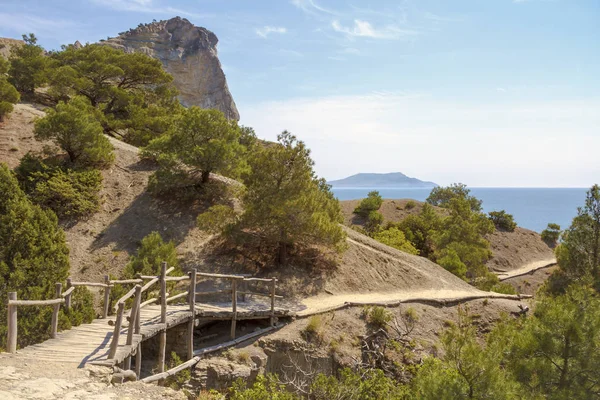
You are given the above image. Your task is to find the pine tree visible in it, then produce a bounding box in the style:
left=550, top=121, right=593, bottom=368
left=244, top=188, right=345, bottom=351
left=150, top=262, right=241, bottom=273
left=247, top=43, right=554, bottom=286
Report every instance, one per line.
left=145, top=107, right=245, bottom=191
left=34, top=96, right=114, bottom=168
left=550, top=184, right=600, bottom=292
left=48, top=43, right=179, bottom=143
left=238, top=131, right=345, bottom=265
left=0, top=164, right=70, bottom=348
left=8, top=33, right=48, bottom=94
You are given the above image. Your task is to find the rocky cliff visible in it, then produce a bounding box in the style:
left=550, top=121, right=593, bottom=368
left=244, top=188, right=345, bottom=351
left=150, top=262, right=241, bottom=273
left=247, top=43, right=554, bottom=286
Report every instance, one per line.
left=103, top=17, right=239, bottom=120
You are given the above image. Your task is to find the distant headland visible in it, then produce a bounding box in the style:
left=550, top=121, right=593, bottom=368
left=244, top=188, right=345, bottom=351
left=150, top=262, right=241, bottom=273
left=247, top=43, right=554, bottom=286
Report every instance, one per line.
left=328, top=172, right=438, bottom=188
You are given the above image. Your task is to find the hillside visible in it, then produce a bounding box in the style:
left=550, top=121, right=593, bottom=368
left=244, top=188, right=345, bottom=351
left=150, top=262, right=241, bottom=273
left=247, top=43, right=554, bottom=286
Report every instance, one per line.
left=329, top=172, right=437, bottom=188
left=340, top=198, right=555, bottom=274
left=1, top=104, right=489, bottom=302
left=0, top=37, right=23, bottom=59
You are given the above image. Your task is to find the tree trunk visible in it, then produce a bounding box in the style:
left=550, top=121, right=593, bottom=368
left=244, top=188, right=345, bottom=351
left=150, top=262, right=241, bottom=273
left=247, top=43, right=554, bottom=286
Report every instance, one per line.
left=559, top=334, right=571, bottom=389
left=277, top=241, right=288, bottom=266
left=201, top=170, right=211, bottom=184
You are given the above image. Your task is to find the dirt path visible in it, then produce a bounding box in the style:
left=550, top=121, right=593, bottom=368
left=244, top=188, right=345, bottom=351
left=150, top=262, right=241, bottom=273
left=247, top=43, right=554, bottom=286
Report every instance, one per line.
left=497, top=258, right=557, bottom=281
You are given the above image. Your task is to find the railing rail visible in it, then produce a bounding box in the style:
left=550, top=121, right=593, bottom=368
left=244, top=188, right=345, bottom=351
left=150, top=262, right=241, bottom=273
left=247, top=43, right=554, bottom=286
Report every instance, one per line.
left=4, top=262, right=281, bottom=382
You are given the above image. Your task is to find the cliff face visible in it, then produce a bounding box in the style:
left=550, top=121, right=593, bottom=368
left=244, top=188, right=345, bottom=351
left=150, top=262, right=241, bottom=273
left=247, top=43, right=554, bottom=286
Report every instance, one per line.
left=103, top=17, right=239, bottom=120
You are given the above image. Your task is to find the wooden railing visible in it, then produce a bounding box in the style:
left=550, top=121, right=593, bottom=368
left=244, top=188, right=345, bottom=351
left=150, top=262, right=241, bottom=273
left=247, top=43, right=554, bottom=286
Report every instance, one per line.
left=5, top=262, right=280, bottom=380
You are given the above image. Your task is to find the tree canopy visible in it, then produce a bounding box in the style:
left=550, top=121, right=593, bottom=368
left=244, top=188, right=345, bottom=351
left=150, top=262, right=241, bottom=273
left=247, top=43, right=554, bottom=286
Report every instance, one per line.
left=48, top=43, right=179, bottom=143
left=8, top=33, right=48, bottom=94
left=0, top=56, right=20, bottom=122
left=549, top=184, right=600, bottom=293
left=0, top=164, right=70, bottom=348
left=145, top=107, right=246, bottom=192
left=34, top=96, right=114, bottom=168
left=427, top=183, right=483, bottom=212
left=239, top=131, right=346, bottom=264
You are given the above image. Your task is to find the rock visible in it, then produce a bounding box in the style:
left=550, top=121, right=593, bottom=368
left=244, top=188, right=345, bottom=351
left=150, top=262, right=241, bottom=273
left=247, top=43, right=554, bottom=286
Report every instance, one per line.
left=192, top=358, right=255, bottom=391
left=103, top=17, right=239, bottom=120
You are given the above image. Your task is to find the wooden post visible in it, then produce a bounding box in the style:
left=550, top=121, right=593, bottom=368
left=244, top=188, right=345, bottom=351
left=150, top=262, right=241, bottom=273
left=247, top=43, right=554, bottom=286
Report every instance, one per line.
left=241, top=279, right=247, bottom=303
left=51, top=283, right=62, bottom=338
left=187, top=269, right=197, bottom=360
left=270, top=277, right=276, bottom=327
left=135, top=343, right=142, bottom=378
left=230, top=278, right=238, bottom=340
left=126, top=285, right=142, bottom=345
left=7, top=292, right=17, bottom=354
left=103, top=275, right=111, bottom=318
left=65, top=277, right=72, bottom=312
left=108, top=302, right=125, bottom=359
left=124, top=285, right=142, bottom=370
left=158, top=261, right=167, bottom=373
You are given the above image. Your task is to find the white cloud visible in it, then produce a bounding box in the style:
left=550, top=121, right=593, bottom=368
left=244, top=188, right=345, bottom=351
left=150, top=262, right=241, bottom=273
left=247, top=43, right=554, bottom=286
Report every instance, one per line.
left=255, top=26, right=287, bottom=39
left=90, top=0, right=209, bottom=19
left=291, top=0, right=338, bottom=16
left=496, top=87, right=507, bottom=92
left=240, top=93, right=600, bottom=187
left=331, top=19, right=418, bottom=40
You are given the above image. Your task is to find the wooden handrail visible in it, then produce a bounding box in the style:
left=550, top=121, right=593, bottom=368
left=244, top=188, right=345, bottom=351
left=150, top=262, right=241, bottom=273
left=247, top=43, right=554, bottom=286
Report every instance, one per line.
left=71, top=281, right=111, bottom=288
left=165, top=276, right=189, bottom=282
left=113, top=285, right=138, bottom=312
left=238, top=291, right=283, bottom=299
left=243, top=277, right=278, bottom=282
left=61, top=286, right=76, bottom=298
left=138, top=267, right=175, bottom=280
left=8, top=298, right=65, bottom=306
left=196, top=272, right=245, bottom=280
left=139, top=297, right=158, bottom=309
left=110, top=278, right=143, bottom=285
left=194, top=289, right=231, bottom=296
left=166, top=292, right=188, bottom=303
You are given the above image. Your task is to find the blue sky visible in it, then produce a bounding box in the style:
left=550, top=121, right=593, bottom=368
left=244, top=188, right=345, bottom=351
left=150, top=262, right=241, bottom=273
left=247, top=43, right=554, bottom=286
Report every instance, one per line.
left=1, top=0, right=599, bottom=187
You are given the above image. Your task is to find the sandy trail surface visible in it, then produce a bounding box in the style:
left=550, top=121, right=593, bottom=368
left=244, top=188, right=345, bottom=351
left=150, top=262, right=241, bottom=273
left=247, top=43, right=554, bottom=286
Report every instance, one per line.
left=497, top=258, right=557, bottom=281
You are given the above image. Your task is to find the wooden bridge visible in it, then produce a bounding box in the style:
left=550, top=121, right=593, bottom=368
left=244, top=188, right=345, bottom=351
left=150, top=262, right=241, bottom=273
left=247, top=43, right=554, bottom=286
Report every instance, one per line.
left=4, top=263, right=292, bottom=382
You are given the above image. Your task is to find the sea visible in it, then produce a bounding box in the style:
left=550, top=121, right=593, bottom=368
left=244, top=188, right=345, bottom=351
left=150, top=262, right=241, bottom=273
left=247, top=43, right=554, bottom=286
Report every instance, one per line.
left=331, top=187, right=589, bottom=233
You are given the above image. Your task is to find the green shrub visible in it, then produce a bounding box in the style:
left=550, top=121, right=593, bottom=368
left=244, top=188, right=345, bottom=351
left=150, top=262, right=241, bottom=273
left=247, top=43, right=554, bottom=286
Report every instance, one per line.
left=0, top=56, right=19, bottom=122
left=488, top=210, right=517, bottom=231
left=15, top=154, right=103, bottom=220
left=123, top=231, right=180, bottom=278
left=197, top=204, right=237, bottom=234
left=405, top=200, right=417, bottom=210
left=163, top=351, right=190, bottom=390
left=541, top=223, right=561, bottom=246
left=365, top=210, right=384, bottom=235
left=373, top=227, right=419, bottom=255
left=353, top=190, right=383, bottom=216
left=366, top=306, right=392, bottom=329
left=489, top=282, right=517, bottom=295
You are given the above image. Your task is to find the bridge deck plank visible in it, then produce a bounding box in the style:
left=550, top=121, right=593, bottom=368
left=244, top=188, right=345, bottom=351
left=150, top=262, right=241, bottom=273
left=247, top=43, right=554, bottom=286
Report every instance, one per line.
left=7, top=301, right=290, bottom=367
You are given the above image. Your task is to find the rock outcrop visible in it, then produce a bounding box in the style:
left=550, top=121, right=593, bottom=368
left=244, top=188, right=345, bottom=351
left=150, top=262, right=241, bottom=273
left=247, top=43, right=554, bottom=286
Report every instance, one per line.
left=0, top=38, right=23, bottom=59
left=103, top=17, right=239, bottom=120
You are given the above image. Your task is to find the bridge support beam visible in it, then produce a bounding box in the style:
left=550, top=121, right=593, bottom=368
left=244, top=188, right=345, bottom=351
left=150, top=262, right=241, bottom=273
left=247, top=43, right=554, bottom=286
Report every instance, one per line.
left=7, top=292, right=17, bottom=354
left=158, top=262, right=167, bottom=373
left=187, top=268, right=197, bottom=360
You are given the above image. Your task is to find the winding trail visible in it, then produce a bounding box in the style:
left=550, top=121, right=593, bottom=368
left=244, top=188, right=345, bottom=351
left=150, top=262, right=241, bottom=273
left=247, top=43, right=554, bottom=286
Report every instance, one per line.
left=496, top=258, right=557, bottom=281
